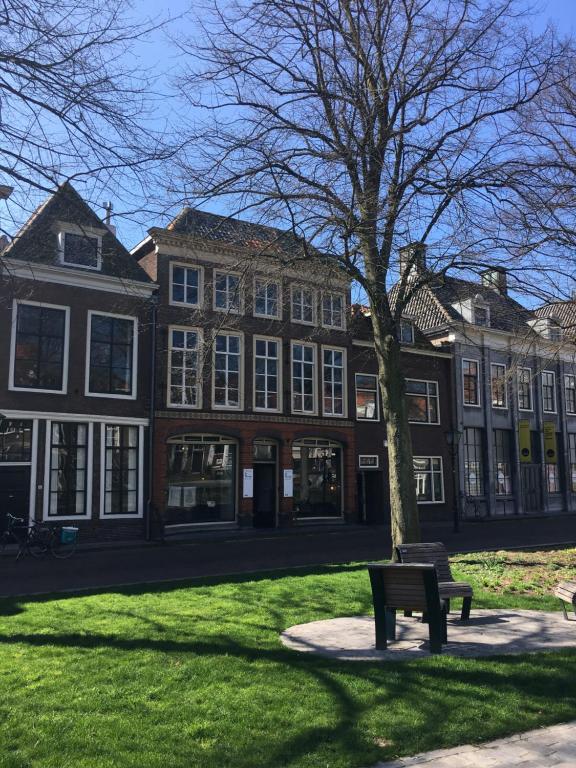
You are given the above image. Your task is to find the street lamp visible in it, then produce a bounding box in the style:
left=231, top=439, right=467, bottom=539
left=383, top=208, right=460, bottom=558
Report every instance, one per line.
left=445, top=429, right=463, bottom=533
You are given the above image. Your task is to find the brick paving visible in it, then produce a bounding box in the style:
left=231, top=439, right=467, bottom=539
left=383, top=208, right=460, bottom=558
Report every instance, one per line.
left=372, top=721, right=576, bottom=767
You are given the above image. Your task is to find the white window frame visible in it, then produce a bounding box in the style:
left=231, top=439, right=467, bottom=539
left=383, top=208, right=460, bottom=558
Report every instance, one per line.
left=212, top=331, right=244, bottom=410
left=290, top=285, right=316, bottom=326
left=253, top=335, right=282, bottom=413
left=462, top=358, right=481, bottom=407
left=517, top=367, right=533, bottom=412
left=9, top=299, right=70, bottom=395
left=167, top=326, right=203, bottom=409
left=413, top=456, right=445, bottom=504
left=355, top=373, right=380, bottom=422
left=42, top=420, right=93, bottom=521
left=565, top=374, right=576, bottom=416
left=169, top=262, right=203, bottom=309
left=290, top=341, right=317, bottom=415
left=99, top=423, right=144, bottom=519
left=321, top=345, right=347, bottom=418
left=321, top=291, right=346, bottom=330
left=57, top=225, right=102, bottom=271
left=213, top=270, right=242, bottom=315
left=490, top=362, right=508, bottom=410
left=406, top=378, right=440, bottom=425
left=253, top=277, right=281, bottom=320
left=542, top=370, right=557, bottom=414
left=84, top=310, right=138, bottom=400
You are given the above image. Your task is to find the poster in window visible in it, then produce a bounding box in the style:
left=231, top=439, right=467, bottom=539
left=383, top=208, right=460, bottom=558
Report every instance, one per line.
left=283, top=469, right=293, bottom=497
left=543, top=422, right=557, bottom=464
left=518, top=419, right=531, bottom=463
left=243, top=468, right=254, bottom=498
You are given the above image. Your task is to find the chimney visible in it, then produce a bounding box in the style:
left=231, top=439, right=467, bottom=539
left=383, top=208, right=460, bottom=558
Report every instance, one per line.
left=481, top=267, right=507, bottom=295
left=103, top=201, right=116, bottom=236
left=399, top=242, right=427, bottom=280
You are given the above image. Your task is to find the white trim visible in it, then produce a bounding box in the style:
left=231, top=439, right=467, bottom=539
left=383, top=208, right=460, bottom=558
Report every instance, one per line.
left=406, top=377, right=440, bottom=425
left=211, top=330, right=244, bottom=410
left=0, top=409, right=149, bottom=426
left=517, top=366, right=534, bottom=412
left=1, top=257, right=156, bottom=297
left=320, top=290, right=346, bottom=331
left=351, top=339, right=453, bottom=359
left=43, top=420, right=93, bottom=521
left=9, top=299, right=70, bottom=394
left=321, top=344, right=348, bottom=418
left=253, top=276, right=282, bottom=320
left=290, top=285, right=316, bottom=326
left=414, top=455, right=445, bottom=504
left=462, top=358, right=481, bottom=407
left=166, top=325, right=203, bottom=409
left=98, top=423, right=145, bottom=519
left=565, top=374, right=576, bottom=415
left=84, top=310, right=138, bottom=400
left=252, top=335, right=283, bottom=413
left=290, top=340, right=318, bottom=415
left=490, top=362, right=508, bottom=410
left=358, top=455, right=379, bottom=469
left=169, top=261, right=204, bottom=309
left=355, top=372, right=380, bottom=422
left=541, top=369, right=557, bottom=414
left=57, top=226, right=102, bottom=271
left=28, top=419, right=38, bottom=525
left=213, top=269, right=243, bottom=314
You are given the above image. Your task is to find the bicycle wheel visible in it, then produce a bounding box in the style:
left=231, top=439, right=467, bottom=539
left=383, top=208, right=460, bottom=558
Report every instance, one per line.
left=51, top=528, right=78, bottom=559
left=27, top=525, right=52, bottom=558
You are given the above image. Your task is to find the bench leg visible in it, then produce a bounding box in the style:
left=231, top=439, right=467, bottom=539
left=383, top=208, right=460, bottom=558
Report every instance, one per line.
left=374, top=607, right=397, bottom=649
left=404, top=610, right=413, bottom=618
left=461, top=596, right=472, bottom=621
left=445, top=599, right=450, bottom=615
left=428, top=612, right=445, bottom=654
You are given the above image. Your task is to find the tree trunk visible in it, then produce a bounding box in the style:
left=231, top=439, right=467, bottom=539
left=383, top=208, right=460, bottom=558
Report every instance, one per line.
left=371, top=315, right=421, bottom=553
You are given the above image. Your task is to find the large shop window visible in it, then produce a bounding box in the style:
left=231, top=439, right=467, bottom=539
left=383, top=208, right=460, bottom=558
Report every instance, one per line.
left=48, top=423, right=88, bottom=517
left=12, top=302, right=67, bottom=391
left=292, top=438, right=342, bottom=519
left=166, top=435, right=237, bottom=524
left=0, top=420, right=32, bottom=463
left=88, top=313, right=135, bottom=396
left=413, top=457, right=444, bottom=503
left=103, top=425, right=139, bottom=516
left=546, top=464, right=561, bottom=495
left=214, top=333, right=242, bottom=408
left=406, top=379, right=439, bottom=424
left=169, top=328, right=200, bottom=407
left=355, top=374, right=379, bottom=420
left=493, top=429, right=513, bottom=496
left=322, top=347, right=345, bottom=416
left=463, top=427, right=484, bottom=497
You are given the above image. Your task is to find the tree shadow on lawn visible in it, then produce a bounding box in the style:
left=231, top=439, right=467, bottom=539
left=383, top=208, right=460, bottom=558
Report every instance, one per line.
left=2, top=626, right=576, bottom=767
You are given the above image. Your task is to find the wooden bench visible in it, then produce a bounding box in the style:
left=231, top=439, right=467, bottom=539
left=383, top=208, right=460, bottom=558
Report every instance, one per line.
left=554, top=580, right=576, bottom=621
left=367, top=563, right=448, bottom=654
left=394, top=542, right=473, bottom=620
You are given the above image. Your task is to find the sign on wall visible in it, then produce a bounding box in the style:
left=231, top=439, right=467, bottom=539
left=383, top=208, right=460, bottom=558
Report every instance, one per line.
left=518, top=419, right=531, bottom=463
left=543, top=422, right=558, bottom=464
left=283, top=469, right=294, bottom=498
left=358, top=455, right=379, bottom=469
left=243, top=468, right=254, bottom=498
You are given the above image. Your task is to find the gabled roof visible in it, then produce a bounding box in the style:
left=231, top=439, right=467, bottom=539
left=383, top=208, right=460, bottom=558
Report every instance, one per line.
left=536, top=301, right=576, bottom=336
left=2, top=182, right=152, bottom=284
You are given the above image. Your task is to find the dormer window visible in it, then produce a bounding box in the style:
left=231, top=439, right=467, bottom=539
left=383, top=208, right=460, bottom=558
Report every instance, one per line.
left=473, top=299, right=490, bottom=327
left=548, top=319, right=562, bottom=342
left=528, top=317, right=563, bottom=342
left=58, top=228, right=102, bottom=270
left=399, top=319, right=415, bottom=344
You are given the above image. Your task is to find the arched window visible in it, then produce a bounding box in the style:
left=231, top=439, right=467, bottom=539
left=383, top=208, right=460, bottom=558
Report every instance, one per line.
left=292, top=438, right=343, bottom=519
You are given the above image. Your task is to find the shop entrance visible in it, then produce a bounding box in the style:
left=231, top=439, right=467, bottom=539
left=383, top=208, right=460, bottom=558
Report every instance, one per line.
left=253, top=440, right=278, bottom=528
left=0, top=467, right=30, bottom=530
left=357, top=471, right=386, bottom=524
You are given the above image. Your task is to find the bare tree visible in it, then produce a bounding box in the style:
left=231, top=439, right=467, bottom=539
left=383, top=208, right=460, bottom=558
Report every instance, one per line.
left=174, top=0, right=566, bottom=548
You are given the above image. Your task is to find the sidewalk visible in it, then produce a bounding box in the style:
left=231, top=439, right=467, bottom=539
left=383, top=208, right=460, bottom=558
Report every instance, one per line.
left=1, top=514, right=576, bottom=598
left=375, top=721, right=576, bottom=767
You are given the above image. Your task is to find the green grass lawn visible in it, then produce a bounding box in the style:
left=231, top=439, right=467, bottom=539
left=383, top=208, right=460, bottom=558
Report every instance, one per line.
left=2, top=549, right=576, bottom=768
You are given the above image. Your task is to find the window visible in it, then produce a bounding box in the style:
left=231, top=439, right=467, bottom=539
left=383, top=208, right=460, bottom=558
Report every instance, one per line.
left=0, top=420, right=32, bottom=463
left=542, top=371, right=556, bottom=413
left=566, top=375, right=576, bottom=415
left=474, top=305, right=489, bottom=327
left=355, top=374, right=379, bottom=420
left=549, top=321, right=562, bottom=342
left=87, top=313, right=136, bottom=397
left=517, top=367, right=533, bottom=411
left=292, top=438, right=342, bottom=518
left=413, top=457, right=444, bottom=503
left=491, top=363, right=507, bottom=408
left=103, top=425, right=139, bottom=516
left=399, top=320, right=414, bottom=344
left=213, top=333, right=242, bottom=408
left=321, top=292, right=345, bottom=329
left=546, top=464, right=560, bottom=494
left=170, top=264, right=201, bottom=307
left=493, top=430, right=512, bottom=496
left=58, top=230, right=101, bottom=270
left=11, top=302, right=68, bottom=392
left=47, top=422, right=88, bottom=517
left=568, top=434, right=576, bottom=492
left=462, top=360, right=480, bottom=406
left=166, top=435, right=237, bottom=524
left=291, top=342, right=316, bottom=413
left=214, top=272, right=241, bottom=313
left=463, top=427, right=484, bottom=497
left=254, top=279, right=280, bottom=318
left=406, top=380, right=439, bottom=424
left=322, top=347, right=345, bottom=416
left=291, top=286, right=315, bottom=325
left=168, top=328, right=200, bottom=408
left=254, top=337, right=280, bottom=411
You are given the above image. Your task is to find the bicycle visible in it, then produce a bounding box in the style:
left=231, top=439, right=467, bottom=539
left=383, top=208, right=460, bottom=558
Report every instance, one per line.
left=0, top=514, right=79, bottom=559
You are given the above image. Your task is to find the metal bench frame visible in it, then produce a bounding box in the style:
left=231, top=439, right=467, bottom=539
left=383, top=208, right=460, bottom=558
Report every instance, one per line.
left=554, top=580, right=576, bottom=621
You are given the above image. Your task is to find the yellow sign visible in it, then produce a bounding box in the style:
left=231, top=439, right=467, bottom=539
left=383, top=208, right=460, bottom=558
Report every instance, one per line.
left=543, top=422, right=558, bottom=464
left=518, top=420, right=531, bottom=463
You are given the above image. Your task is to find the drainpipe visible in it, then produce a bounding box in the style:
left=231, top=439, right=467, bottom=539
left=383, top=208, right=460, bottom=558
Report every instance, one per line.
left=145, top=291, right=158, bottom=542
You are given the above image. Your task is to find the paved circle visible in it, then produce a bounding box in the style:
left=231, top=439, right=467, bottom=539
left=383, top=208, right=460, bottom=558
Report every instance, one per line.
left=280, top=609, right=576, bottom=660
